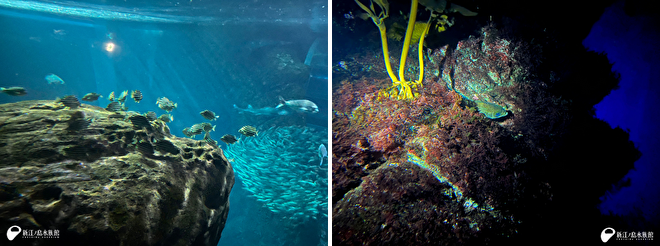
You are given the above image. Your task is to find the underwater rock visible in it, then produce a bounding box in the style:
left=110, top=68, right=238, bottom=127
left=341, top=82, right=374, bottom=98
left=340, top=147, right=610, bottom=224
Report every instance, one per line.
left=442, top=25, right=520, bottom=119
left=0, top=100, right=234, bottom=246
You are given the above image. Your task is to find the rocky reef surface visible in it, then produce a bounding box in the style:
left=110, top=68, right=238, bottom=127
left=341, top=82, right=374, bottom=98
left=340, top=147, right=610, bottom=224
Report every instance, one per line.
left=332, top=5, right=641, bottom=244
left=0, top=100, right=234, bottom=246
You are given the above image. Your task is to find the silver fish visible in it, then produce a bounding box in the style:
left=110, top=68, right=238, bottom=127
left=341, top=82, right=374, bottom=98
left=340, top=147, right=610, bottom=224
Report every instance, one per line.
left=318, top=144, right=327, bottom=166
left=276, top=96, right=318, bottom=113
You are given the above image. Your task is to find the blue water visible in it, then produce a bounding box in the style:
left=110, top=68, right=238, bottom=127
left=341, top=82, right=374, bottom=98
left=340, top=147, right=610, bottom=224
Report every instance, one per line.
left=583, top=0, right=660, bottom=230
left=0, top=0, right=328, bottom=245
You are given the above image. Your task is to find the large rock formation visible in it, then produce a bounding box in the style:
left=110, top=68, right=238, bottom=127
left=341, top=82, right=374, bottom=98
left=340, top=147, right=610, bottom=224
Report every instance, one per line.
left=0, top=100, right=234, bottom=246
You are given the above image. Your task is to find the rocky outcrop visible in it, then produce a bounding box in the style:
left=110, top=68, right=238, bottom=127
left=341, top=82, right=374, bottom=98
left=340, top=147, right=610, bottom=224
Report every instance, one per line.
left=0, top=100, right=234, bottom=246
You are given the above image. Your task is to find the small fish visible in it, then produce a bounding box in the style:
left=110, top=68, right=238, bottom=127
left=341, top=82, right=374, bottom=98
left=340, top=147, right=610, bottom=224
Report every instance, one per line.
left=182, top=127, right=194, bottom=138
left=156, top=97, right=177, bottom=112
left=66, top=111, right=90, bottom=131
left=117, top=90, right=129, bottom=103
left=203, top=132, right=218, bottom=147
left=200, top=110, right=219, bottom=121
left=58, top=95, right=80, bottom=109
left=220, top=134, right=238, bottom=144
left=189, top=124, right=205, bottom=136
left=276, top=96, right=319, bottom=113
left=238, top=125, right=258, bottom=137
left=131, top=90, right=143, bottom=103
left=318, top=144, right=327, bottom=166
left=158, top=114, right=173, bottom=123
left=1, top=87, right=27, bottom=96
left=200, top=122, right=215, bottom=132
left=144, top=111, right=157, bottom=121
left=81, top=93, right=102, bottom=101
left=108, top=91, right=116, bottom=101
left=129, top=115, right=151, bottom=129
left=475, top=100, right=508, bottom=119
left=45, top=73, right=65, bottom=85
left=105, top=101, right=122, bottom=112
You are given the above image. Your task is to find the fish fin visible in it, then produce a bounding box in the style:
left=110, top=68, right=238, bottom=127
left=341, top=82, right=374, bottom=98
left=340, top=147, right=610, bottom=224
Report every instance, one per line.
left=248, top=105, right=253, bottom=109
left=278, top=96, right=286, bottom=105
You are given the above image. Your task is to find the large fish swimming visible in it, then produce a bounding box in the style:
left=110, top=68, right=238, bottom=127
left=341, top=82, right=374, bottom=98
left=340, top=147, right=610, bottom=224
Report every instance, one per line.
left=233, top=104, right=290, bottom=116
left=276, top=96, right=319, bottom=114
left=45, top=73, right=65, bottom=85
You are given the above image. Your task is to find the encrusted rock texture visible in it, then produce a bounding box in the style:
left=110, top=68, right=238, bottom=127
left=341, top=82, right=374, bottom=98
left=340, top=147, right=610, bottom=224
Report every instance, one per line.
left=0, top=100, right=234, bottom=246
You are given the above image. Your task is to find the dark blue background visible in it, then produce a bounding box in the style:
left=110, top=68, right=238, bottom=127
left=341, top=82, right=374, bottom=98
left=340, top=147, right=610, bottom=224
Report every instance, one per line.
left=583, top=0, right=660, bottom=229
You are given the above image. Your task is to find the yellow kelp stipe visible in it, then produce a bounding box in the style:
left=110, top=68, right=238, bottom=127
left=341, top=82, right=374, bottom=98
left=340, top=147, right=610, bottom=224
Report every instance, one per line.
left=356, top=0, right=429, bottom=101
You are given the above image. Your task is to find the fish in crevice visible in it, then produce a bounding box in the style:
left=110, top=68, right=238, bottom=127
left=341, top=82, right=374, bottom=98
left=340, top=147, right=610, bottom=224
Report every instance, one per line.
left=475, top=100, right=508, bottom=119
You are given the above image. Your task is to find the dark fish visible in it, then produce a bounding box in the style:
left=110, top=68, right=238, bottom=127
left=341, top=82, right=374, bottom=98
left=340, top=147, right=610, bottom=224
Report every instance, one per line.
left=182, top=127, right=194, bottom=138
left=108, top=91, right=116, bottom=101
left=189, top=124, right=205, bottom=136
left=158, top=114, right=173, bottom=123
left=238, top=125, right=258, bottom=137
left=156, top=97, right=177, bottom=112
left=154, top=139, right=180, bottom=154
left=203, top=132, right=218, bottom=147
left=220, top=134, right=238, bottom=144
left=105, top=101, right=122, bottom=112
left=200, top=110, right=219, bottom=121
left=81, top=92, right=102, bottom=101
left=117, top=90, right=129, bottom=103
left=58, top=95, right=80, bottom=109
left=131, top=90, right=143, bottom=103
left=108, top=113, right=125, bottom=119
left=66, top=111, right=90, bottom=131
left=200, top=122, right=215, bottom=132
left=137, top=140, right=154, bottom=155
left=1, top=87, right=27, bottom=96
left=145, top=111, right=157, bottom=121
left=129, top=115, right=152, bottom=129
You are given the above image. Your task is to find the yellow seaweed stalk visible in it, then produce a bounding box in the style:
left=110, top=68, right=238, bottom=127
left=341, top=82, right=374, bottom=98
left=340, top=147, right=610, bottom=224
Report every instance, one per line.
left=355, top=0, right=431, bottom=100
